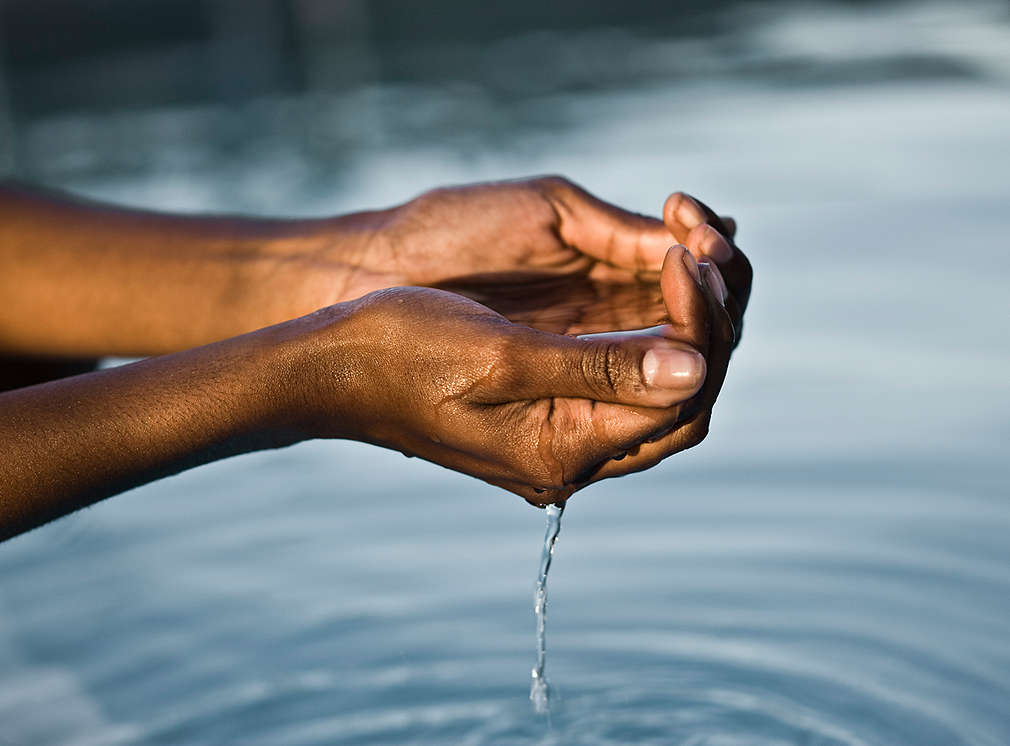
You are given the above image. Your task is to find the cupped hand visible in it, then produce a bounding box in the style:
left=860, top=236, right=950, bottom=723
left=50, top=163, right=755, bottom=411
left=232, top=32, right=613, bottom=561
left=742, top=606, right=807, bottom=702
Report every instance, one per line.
left=293, top=245, right=718, bottom=503
left=354, top=176, right=733, bottom=277
left=352, top=176, right=751, bottom=341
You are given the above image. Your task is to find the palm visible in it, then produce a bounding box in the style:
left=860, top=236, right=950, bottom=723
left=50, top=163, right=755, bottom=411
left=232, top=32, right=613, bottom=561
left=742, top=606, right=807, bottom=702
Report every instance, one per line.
left=380, top=179, right=676, bottom=334
left=361, top=176, right=748, bottom=340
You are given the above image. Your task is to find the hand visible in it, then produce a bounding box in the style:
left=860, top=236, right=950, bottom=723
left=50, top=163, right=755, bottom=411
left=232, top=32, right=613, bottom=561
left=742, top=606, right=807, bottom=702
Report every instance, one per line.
left=292, top=245, right=720, bottom=504
left=349, top=175, right=751, bottom=340
left=364, top=176, right=734, bottom=283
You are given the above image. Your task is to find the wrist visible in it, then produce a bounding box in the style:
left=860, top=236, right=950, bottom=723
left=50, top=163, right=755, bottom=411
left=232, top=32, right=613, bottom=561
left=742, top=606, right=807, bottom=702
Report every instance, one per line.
left=258, top=299, right=365, bottom=443
left=261, top=209, right=400, bottom=313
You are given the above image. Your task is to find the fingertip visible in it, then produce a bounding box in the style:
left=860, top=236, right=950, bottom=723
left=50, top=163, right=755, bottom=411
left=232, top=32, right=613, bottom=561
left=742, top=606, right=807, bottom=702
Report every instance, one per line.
left=689, top=223, right=733, bottom=264
left=661, top=242, right=705, bottom=296
left=663, top=191, right=705, bottom=232
left=662, top=192, right=683, bottom=228
left=660, top=243, right=689, bottom=272
left=681, top=245, right=701, bottom=285
left=720, top=215, right=737, bottom=238
left=659, top=245, right=691, bottom=326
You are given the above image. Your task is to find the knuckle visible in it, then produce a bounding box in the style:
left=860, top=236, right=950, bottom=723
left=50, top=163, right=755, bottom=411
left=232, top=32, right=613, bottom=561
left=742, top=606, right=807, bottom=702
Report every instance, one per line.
left=482, top=336, right=520, bottom=388
left=534, top=174, right=573, bottom=194
left=581, top=343, right=635, bottom=397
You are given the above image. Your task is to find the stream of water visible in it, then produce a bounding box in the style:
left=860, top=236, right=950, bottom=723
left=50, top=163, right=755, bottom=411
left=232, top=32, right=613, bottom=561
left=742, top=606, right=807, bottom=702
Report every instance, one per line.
left=530, top=503, right=565, bottom=716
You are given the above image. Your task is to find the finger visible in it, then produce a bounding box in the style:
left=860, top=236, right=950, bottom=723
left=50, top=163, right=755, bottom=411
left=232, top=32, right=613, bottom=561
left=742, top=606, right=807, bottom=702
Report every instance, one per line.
left=685, top=223, right=733, bottom=265
left=692, top=262, right=736, bottom=403
left=501, top=324, right=705, bottom=409
left=660, top=245, right=710, bottom=354
left=666, top=192, right=753, bottom=314
left=614, top=256, right=731, bottom=434
left=543, top=396, right=685, bottom=486
left=720, top=216, right=737, bottom=238
left=583, top=411, right=713, bottom=483
left=535, top=176, right=674, bottom=272
left=700, top=259, right=745, bottom=347
left=682, top=222, right=751, bottom=322
left=664, top=192, right=733, bottom=260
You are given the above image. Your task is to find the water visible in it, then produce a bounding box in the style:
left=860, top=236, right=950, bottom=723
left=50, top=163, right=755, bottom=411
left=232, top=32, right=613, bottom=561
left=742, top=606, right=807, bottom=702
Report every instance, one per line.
left=530, top=503, right=565, bottom=716
left=1, top=1, right=1010, bottom=744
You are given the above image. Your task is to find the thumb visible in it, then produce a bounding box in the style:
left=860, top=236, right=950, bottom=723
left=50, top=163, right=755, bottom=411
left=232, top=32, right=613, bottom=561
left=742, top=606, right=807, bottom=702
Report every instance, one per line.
left=501, top=325, right=706, bottom=408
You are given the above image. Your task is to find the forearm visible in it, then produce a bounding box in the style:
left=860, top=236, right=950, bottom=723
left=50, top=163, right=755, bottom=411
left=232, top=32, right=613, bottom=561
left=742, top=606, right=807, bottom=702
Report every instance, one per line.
left=0, top=317, right=314, bottom=541
left=0, top=182, right=388, bottom=357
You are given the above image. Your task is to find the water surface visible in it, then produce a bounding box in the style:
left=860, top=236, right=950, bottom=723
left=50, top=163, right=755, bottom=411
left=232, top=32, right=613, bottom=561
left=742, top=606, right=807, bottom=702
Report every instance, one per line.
left=1, top=1, right=1009, bottom=744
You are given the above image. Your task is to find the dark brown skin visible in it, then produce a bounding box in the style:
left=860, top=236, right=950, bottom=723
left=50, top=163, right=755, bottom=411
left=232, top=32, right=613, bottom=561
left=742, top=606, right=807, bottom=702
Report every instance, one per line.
left=0, top=177, right=751, bottom=540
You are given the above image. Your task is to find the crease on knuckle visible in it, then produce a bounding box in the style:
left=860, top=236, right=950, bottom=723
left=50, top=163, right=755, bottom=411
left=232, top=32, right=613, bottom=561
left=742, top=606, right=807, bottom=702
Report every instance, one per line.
left=581, top=342, right=631, bottom=399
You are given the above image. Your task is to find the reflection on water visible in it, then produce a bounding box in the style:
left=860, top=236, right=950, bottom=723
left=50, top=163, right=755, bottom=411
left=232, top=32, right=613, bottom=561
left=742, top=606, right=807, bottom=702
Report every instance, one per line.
left=437, top=272, right=668, bottom=335
left=1, top=0, right=1010, bottom=744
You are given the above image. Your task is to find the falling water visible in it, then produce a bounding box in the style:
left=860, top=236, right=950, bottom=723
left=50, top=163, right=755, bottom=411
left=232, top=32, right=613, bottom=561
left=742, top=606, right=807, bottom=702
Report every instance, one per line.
left=530, top=502, right=564, bottom=715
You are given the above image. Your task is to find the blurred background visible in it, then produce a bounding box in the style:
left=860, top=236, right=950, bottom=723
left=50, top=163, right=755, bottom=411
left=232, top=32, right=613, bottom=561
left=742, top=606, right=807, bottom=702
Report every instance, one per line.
left=1, top=1, right=1008, bottom=744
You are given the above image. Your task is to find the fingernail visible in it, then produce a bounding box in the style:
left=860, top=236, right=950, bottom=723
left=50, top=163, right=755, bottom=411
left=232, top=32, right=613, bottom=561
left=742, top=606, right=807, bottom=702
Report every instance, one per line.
left=642, top=347, right=705, bottom=389
left=680, top=246, right=701, bottom=284
left=700, top=263, right=727, bottom=306
left=675, top=194, right=705, bottom=229
left=703, top=224, right=734, bottom=263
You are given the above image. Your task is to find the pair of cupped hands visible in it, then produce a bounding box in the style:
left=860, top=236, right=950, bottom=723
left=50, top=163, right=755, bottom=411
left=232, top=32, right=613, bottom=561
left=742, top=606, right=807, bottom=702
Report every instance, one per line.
left=288, top=176, right=752, bottom=507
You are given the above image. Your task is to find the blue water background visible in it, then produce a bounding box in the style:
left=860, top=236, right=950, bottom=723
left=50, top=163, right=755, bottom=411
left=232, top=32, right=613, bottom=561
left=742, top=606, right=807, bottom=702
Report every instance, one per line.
left=1, top=1, right=1009, bottom=743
